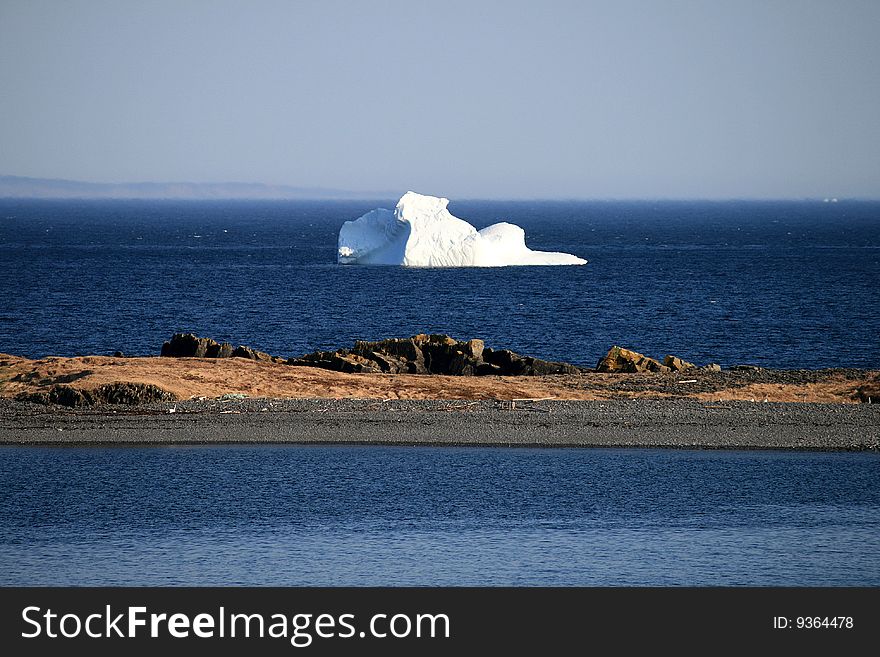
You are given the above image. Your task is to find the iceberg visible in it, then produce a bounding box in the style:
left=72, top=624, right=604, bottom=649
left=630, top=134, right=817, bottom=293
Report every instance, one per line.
left=337, top=191, right=587, bottom=267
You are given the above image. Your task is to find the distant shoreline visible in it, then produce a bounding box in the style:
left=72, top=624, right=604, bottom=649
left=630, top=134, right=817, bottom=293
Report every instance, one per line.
left=3, top=177, right=879, bottom=202
left=1, top=399, right=878, bottom=451
left=0, top=175, right=395, bottom=201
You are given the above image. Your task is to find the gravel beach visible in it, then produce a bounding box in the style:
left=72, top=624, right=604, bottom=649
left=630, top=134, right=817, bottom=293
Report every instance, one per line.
left=1, top=398, right=877, bottom=450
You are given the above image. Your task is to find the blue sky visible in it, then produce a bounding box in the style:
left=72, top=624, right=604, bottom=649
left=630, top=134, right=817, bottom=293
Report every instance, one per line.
left=1, top=0, right=878, bottom=198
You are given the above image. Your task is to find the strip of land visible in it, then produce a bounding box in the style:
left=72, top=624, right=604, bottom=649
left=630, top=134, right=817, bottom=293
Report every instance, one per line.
left=1, top=354, right=877, bottom=403
left=0, top=398, right=877, bottom=450
left=1, top=354, right=877, bottom=449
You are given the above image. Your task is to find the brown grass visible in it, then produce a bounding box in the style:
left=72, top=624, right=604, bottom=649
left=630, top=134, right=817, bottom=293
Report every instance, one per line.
left=0, top=354, right=873, bottom=403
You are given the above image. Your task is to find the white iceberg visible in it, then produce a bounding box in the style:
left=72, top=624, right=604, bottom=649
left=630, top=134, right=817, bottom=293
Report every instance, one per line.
left=337, top=191, right=587, bottom=267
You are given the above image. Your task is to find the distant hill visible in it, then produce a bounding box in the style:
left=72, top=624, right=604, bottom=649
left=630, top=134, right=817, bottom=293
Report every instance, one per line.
left=0, top=175, right=392, bottom=200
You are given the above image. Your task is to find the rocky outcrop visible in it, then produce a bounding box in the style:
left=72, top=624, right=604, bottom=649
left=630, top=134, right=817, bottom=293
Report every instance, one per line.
left=161, top=333, right=223, bottom=358
left=161, top=333, right=279, bottom=362
left=855, top=381, right=880, bottom=404
left=290, top=334, right=580, bottom=377
left=597, top=346, right=717, bottom=374
left=23, top=384, right=93, bottom=407
left=230, top=345, right=275, bottom=362
left=158, top=334, right=711, bottom=377
left=18, top=382, right=177, bottom=407
left=597, top=346, right=671, bottom=373
left=348, top=337, right=429, bottom=373
left=96, top=382, right=178, bottom=404
left=663, top=355, right=696, bottom=372
left=207, top=342, right=234, bottom=358
left=289, top=351, right=383, bottom=374
left=483, top=348, right=580, bottom=375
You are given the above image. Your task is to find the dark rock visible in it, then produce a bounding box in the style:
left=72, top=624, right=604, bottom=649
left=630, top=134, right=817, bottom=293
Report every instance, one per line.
left=289, top=351, right=381, bottom=373
left=475, top=362, right=503, bottom=376
left=205, top=342, right=234, bottom=358
left=330, top=353, right=381, bottom=373
left=483, top=347, right=580, bottom=376
left=403, top=360, right=426, bottom=374
left=421, top=341, right=476, bottom=375
left=663, top=355, right=695, bottom=372
left=398, top=334, right=470, bottom=374
left=161, top=334, right=253, bottom=360
left=364, top=351, right=395, bottom=373
left=364, top=351, right=411, bottom=374
left=291, top=334, right=580, bottom=377
left=113, top=351, right=125, bottom=358
left=46, top=385, right=93, bottom=407
left=435, top=350, right=477, bottom=375
left=521, top=357, right=581, bottom=376
left=482, top=348, right=519, bottom=372
left=93, top=382, right=177, bottom=404
left=16, top=382, right=176, bottom=407
left=350, top=334, right=488, bottom=375
left=352, top=338, right=427, bottom=373
left=855, top=382, right=880, bottom=404
left=161, top=333, right=219, bottom=358
left=231, top=346, right=273, bottom=362
left=596, top=346, right=671, bottom=374
left=353, top=337, right=424, bottom=363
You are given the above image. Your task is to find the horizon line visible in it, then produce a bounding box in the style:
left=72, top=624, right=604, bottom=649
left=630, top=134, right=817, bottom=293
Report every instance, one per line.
left=1, top=174, right=876, bottom=203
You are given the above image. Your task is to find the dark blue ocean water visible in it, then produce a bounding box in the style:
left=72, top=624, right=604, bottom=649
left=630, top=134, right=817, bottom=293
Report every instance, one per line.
left=1, top=199, right=878, bottom=368
left=1, top=446, right=878, bottom=586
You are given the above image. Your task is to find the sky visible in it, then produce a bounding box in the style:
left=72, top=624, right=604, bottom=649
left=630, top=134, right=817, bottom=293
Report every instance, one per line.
left=1, top=0, right=878, bottom=199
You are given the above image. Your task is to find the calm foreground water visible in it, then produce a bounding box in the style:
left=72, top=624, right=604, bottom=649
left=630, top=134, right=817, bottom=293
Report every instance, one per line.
left=1, top=445, right=878, bottom=586
left=1, top=198, right=879, bottom=368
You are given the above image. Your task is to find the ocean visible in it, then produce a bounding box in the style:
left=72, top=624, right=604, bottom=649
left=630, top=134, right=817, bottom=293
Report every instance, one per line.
left=1, top=198, right=879, bottom=368
left=1, top=445, right=878, bottom=586
left=1, top=199, right=879, bottom=587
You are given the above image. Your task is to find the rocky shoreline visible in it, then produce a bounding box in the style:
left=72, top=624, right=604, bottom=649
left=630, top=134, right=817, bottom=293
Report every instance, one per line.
left=1, top=397, right=877, bottom=450
left=5, top=332, right=877, bottom=407
left=160, top=332, right=586, bottom=376
left=158, top=332, right=722, bottom=376
left=1, top=333, right=878, bottom=450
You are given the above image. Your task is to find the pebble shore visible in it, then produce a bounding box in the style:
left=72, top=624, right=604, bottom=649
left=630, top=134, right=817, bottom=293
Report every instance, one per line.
left=1, top=398, right=878, bottom=451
